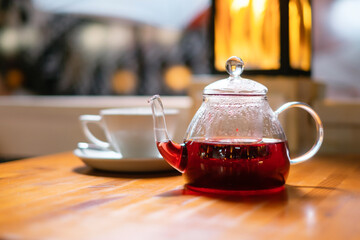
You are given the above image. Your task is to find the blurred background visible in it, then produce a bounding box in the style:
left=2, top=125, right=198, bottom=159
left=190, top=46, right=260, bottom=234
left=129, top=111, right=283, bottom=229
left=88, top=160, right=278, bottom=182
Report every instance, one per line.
left=0, top=0, right=359, bottom=99
left=0, top=0, right=211, bottom=96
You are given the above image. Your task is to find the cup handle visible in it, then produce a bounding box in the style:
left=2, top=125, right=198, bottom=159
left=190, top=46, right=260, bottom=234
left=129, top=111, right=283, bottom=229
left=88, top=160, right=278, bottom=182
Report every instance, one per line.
left=275, top=102, right=324, bottom=164
left=79, top=115, right=110, bottom=149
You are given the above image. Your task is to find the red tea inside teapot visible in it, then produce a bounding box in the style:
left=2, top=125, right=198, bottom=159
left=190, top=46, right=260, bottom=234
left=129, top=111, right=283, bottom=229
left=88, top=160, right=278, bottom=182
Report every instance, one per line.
left=157, top=138, right=290, bottom=194
left=150, top=56, right=323, bottom=195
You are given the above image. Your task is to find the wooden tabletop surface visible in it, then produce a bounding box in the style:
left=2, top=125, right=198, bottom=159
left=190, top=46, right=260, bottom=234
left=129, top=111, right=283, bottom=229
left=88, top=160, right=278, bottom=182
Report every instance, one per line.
left=0, top=152, right=359, bottom=240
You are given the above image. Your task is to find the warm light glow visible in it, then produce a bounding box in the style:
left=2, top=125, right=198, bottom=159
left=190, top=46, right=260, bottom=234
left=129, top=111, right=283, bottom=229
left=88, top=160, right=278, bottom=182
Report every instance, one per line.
left=252, top=0, right=267, bottom=18
left=164, top=65, right=191, bottom=92
left=231, top=0, right=249, bottom=11
left=215, top=0, right=280, bottom=71
left=289, top=0, right=311, bottom=71
left=215, top=0, right=311, bottom=72
left=6, top=69, right=24, bottom=90
left=111, top=70, right=138, bottom=94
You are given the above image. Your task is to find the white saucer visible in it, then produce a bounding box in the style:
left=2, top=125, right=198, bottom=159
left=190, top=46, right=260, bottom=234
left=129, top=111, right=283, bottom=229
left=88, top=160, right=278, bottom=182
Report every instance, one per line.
left=73, top=148, right=173, bottom=172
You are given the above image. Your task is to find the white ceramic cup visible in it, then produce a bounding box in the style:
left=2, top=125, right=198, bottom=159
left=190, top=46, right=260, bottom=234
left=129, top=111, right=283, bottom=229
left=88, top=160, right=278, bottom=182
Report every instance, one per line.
left=79, top=107, right=179, bottom=158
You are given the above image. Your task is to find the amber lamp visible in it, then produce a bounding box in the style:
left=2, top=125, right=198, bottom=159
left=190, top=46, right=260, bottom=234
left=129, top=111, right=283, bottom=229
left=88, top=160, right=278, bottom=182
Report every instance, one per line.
left=212, top=0, right=311, bottom=75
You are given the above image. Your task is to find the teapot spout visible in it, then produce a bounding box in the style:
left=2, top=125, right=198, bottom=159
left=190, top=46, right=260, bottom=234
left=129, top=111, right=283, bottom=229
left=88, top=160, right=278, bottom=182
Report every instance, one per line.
left=148, top=95, right=170, bottom=143
left=148, top=95, right=186, bottom=172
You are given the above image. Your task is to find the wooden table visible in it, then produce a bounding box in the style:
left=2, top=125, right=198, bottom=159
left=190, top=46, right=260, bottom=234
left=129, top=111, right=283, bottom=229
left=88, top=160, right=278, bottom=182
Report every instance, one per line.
left=1, top=153, right=359, bottom=240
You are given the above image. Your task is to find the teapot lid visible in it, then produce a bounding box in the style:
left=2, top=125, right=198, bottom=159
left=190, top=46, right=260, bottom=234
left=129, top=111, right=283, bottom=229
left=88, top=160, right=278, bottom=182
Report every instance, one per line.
left=203, top=56, right=268, bottom=96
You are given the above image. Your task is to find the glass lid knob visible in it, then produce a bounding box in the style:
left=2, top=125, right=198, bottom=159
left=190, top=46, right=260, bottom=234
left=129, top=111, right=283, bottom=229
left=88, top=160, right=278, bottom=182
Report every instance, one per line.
left=225, top=56, right=244, bottom=78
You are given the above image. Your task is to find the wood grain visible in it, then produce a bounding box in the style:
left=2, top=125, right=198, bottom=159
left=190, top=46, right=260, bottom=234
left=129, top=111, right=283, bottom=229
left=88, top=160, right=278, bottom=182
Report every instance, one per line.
left=0, top=153, right=359, bottom=240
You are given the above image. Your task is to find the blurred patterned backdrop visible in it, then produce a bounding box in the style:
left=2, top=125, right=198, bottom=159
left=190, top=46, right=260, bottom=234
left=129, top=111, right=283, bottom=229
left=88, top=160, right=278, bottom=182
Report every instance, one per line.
left=0, top=0, right=210, bottom=95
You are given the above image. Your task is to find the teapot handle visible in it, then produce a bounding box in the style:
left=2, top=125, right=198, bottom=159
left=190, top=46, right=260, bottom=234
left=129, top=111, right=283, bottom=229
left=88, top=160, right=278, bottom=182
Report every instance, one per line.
left=275, top=102, right=324, bottom=164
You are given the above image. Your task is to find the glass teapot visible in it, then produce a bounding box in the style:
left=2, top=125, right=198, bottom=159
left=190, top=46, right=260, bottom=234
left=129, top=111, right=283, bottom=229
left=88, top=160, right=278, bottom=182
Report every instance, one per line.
left=149, top=56, right=324, bottom=195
